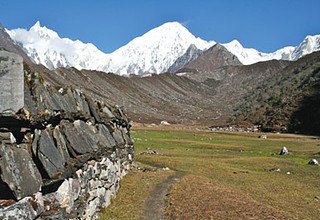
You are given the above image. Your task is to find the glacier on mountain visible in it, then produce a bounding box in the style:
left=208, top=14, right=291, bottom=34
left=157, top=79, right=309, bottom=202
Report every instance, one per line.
left=6, top=21, right=320, bottom=75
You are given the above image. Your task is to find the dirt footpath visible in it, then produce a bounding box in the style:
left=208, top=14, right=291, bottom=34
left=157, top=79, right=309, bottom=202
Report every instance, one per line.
left=143, top=174, right=180, bottom=220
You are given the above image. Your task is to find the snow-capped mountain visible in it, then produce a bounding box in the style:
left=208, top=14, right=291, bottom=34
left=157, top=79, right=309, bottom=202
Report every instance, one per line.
left=222, top=40, right=294, bottom=65
left=6, top=21, right=320, bottom=75
left=222, top=35, right=320, bottom=65
left=102, top=22, right=215, bottom=75
left=7, top=21, right=214, bottom=75
left=291, top=34, right=320, bottom=60
left=6, top=21, right=109, bottom=70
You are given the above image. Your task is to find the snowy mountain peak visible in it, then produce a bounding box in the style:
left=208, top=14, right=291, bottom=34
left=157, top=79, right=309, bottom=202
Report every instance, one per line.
left=140, top=21, right=212, bottom=49
left=140, top=22, right=195, bottom=40
left=222, top=34, right=320, bottom=65
left=104, top=22, right=214, bottom=75
left=150, top=21, right=186, bottom=33
left=121, top=21, right=213, bottom=51
left=305, top=34, right=320, bottom=41
left=7, top=21, right=215, bottom=75
left=222, top=40, right=263, bottom=64
left=226, top=39, right=243, bottom=49
left=291, top=34, right=320, bottom=60
left=29, top=21, right=59, bottom=39
left=6, top=22, right=109, bottom=70
left=31, top=21, right=41, bottom=29
left=299, top=34, right=320, bottom=48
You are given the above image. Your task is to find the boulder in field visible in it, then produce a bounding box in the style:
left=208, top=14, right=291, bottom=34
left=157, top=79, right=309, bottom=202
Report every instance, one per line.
left=160, top=121, right=170, bottom=125
left=308, top=159, right=319, bottom=165
left=279, top=147, right=289, bottom=155
left=259, top=135, right=267, bottom=139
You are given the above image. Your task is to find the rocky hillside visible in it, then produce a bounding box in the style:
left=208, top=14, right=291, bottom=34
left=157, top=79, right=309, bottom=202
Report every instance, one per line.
left=44, top=50, right=320, bottom=134
left=43, top=68, right=223, bottom=125
left=232, top=51, right=320, bottom=134
left=40, top=56, right=292, bottom=127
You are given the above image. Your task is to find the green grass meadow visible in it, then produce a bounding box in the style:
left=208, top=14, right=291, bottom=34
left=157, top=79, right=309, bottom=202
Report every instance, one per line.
left=102, top=128, right=320, bottom=219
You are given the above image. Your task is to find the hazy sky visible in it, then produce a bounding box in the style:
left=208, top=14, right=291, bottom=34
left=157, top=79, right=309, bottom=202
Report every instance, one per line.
left=1, top=0, right=319, bottom=53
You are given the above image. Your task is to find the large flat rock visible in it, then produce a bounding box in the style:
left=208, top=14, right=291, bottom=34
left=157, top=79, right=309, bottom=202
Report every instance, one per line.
left=61, top=120, right=96, bottom=155
left=37, top=129, right=66, bottom=179
left=0, top=50, right=24, bottom=113
left=0, top=142, right=42, bottom=200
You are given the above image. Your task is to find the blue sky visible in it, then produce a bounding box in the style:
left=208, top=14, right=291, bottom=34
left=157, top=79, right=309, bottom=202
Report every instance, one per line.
left=1, top=0, right=319, bottom=53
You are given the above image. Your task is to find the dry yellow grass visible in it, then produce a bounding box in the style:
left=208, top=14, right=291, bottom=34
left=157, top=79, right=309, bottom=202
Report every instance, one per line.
left=100, top=169, right=175, bottom=220
left=166, top=175, right=290, bottom=220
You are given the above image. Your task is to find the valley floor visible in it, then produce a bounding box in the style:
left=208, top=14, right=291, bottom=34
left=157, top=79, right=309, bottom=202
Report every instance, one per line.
left=101, top=126, right=320, bottom=219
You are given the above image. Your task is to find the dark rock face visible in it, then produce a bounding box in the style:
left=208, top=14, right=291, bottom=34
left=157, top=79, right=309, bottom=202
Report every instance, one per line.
left=36, top=129, right=66, bottom=179
left=0, top=51, right=134, bottom=219
left=112, top=130, right=125, bottom=146
left=0, top=141, right=42, bottom=200
left=177, top=44, right=242, bottom=74
left=98, top=124, right=117, bottom=148
left=53, top=126, right=70, bottom=161
left=168, top=44, right=204, bottom=73
left=61, top=120, right=96, bottom=155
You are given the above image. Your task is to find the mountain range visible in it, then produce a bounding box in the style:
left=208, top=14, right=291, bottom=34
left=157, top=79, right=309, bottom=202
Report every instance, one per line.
left=6, top=21, right=320, bottom=75
left=1, top=21, right=319, bottom=134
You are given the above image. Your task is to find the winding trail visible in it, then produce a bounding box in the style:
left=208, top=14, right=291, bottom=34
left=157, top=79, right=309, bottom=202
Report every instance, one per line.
left=143, top=174, right=180, bottom=220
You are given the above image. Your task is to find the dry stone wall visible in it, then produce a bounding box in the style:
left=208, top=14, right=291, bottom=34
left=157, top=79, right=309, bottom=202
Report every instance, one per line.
left=0, top=51, right=134, bottom=219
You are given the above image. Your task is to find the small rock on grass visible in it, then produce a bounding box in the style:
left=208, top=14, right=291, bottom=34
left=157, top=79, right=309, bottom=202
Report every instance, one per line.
left=139, top=148, right=158, bottom=155
left=258, top=135, right=267, bottom=139
left=308, top=159, right=319, bottom=165
left=279, top=147, right=289, bottom=155
left=269, top=168, right=281, bottom=172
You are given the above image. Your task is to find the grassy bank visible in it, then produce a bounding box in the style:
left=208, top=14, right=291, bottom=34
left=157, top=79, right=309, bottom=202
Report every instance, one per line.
left=102, top=127, right=320, bottom=219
